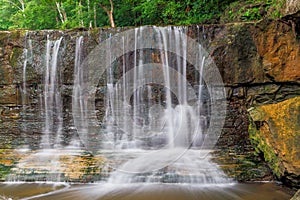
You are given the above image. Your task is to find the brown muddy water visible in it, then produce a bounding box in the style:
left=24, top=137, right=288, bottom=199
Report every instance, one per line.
left=0, top=182, right=293, bottom=200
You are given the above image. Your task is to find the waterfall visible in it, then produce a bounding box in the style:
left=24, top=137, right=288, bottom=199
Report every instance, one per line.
left=8, top=35, right=66, bottom=182
left=86, top=26, right=231, bottom=184
left=101, top=26, right=203, bottom=151
left=13, top=26, right=228, bottom=184
left=72, top=36, right=87, bottom=147
left=21, top=32, right=32, bottom=146
left=41, top=37, right=63, bottom=149
left=21, top=32, right=32, bottom=106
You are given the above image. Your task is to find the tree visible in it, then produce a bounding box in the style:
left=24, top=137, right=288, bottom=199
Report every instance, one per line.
left=0, top=0, right=246, bottom=30
left=5, top=0, right=26, bottom=17
left=0, top=0, right=17, bottom=29
left=22, top=1, right=57, bottom=29
left=0, top=0, right=27, bottom=29
left=98, top=0, right=115, bottom=28
left=55, top=1, right=68, bottom=24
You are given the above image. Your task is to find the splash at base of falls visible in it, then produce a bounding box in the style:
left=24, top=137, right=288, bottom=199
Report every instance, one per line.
left=108, top=149, right=233, bottom=184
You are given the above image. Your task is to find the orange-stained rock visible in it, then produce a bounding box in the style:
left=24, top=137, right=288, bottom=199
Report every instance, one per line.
left=210, top=18, right=300, bottom=86
left=249, top=96, right=300, bottom=187
left=253, top=21, right=300, bottom=83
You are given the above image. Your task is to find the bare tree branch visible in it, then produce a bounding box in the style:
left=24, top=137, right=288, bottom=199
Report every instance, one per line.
left=55, top=1, right=67, bottom=24
left=109, top=0, right=113, bottom=13
left=4, top=0, right=22, bottom=12
left=98, top=3, right=109, bottom=14
left=98, top=0, right=115, bottom=28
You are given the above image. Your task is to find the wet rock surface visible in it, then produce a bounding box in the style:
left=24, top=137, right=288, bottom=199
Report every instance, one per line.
left=0, top=15, right=299, bottom=185
left=249, top=97, right=300, bottom=188
left=213, top=98, right=273, bottom=182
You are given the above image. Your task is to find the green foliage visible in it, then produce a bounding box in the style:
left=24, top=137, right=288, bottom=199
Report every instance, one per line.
left=221, top=0, right=287, bottom=23
left=268, top=0, right=285, bottom=18
left=241, top=7, right=261, bottom=21
left=21, top=1, right=57, bottom=30
left=0, top=0, right=21, bottom=30
left=131, top=0, right=239, bottom=25
left=0, top=0, right=288, bottom=30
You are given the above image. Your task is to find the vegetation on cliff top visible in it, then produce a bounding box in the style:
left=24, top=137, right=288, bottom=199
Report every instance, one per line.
left=0, top=0, right=286, bottom=30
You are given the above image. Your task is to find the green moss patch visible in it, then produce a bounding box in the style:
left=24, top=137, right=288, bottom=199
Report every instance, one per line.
left=248, top=118, right=282, bottom=178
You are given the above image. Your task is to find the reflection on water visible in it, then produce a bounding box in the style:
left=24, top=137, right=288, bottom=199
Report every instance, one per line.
left=0, top=182, right=292, bottom=200
left=0, top=183, right=67, bottom=199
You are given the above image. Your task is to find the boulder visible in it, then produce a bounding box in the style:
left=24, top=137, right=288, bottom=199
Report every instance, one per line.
left=249, top=96, right=300, bottom=188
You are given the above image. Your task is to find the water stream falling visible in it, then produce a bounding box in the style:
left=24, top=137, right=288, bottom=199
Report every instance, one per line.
left=12, top=26, right=230, bottom=185
left=72, top=26, right=231, bottom=185
left=21, top=32, right=32, bottom=106
left=42, top=36, right=63, bottom=148
left=9, top=36, right=66, bottom=182
left=72, top=35, right=86, bottom=147
left=20, top=32, right=33, bottom=146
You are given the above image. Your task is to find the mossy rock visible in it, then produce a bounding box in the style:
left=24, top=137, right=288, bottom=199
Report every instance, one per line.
left=248, top=96, right=300, bottom=188
left=10, top=47, right=23, bottom=69
left=248, top=120, right=283, bottom=178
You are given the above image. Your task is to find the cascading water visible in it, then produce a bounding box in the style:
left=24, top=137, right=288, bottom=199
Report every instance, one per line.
left=8, top=36, right=66, bottom=182
left=1, top=26, right=294, bottom=200
left=21, top=32, right=32, bottom=106
left=72, top=26, right=231, bottom=185
left=72, top=35, right=86, bottom=147
left=42, top=36, right=63, bottom=148
left=20, top=32, right=33, bottom=146
left=13, top=26, right=229, bottom=185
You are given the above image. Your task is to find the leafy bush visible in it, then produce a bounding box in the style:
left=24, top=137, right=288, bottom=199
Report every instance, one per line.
left=0, top=0, right=290, bottom=30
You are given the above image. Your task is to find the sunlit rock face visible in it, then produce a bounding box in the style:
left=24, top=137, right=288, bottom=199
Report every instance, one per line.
left=253, top=21, right=300, bottom=83
left=0, top=13, right=299, bottom=185
left=284, top=0, right=300, bottom=16
left=249, top=96, right=300, bottom=188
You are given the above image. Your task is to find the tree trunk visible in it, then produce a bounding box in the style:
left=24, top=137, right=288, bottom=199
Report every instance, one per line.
left=99, top=0, right=116, bottom=28
left=55, top=1, right=67, bottom=24
left=6, top=0, right=26, bottom=18
left=108, top=11, right=115, bottom=28
left=87, top=0, right=92, bottom=28
left=56, top=2, right=65, bottom=24
left=93, top=4, right=97, bottom=27
left=78, top=0, right=84, bottom=27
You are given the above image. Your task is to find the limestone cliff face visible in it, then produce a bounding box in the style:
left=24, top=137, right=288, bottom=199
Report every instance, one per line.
left=0, top=15, right=299, bottom=184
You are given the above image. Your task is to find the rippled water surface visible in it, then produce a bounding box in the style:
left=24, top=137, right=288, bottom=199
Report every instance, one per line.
left=0, top=182, right=292, bottom=200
